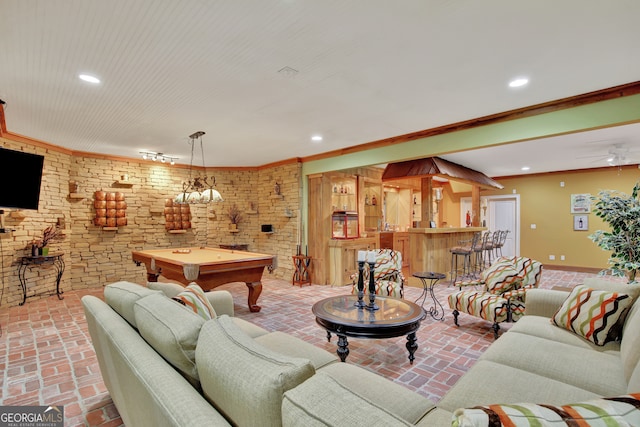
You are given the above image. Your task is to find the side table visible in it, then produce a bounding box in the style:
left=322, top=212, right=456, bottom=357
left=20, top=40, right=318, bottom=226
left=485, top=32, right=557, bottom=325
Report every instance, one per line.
left=18, top=252, right=65, bottom=306
left=292, top=255, right=312, bottom=287
left=413, top=271, right=446, bottom=321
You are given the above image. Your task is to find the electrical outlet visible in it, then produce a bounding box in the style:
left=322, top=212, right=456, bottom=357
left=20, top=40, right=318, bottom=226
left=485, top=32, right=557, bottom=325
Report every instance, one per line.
left=530, top=224, right=536, bottom=229
left=560, top=255, right=565, bottom=261
left=549, top=255, right=556, bottom=260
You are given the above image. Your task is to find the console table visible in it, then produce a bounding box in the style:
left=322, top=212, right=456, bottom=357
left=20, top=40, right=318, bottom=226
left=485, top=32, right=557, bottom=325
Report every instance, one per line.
left=18, top=252, right=65, bottom=306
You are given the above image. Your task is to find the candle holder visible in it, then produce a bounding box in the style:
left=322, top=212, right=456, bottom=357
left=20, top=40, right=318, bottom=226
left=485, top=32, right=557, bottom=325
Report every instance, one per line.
left=355, top=261, right=366, bottom=308
left=365, top=259, right=379, bottom=311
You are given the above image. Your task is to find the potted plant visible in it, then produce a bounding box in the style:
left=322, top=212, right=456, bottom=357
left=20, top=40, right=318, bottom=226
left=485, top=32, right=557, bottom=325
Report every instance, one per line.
left=589, top=181, right=640, bottom=283
left=227, top=204, right=243, bottom=230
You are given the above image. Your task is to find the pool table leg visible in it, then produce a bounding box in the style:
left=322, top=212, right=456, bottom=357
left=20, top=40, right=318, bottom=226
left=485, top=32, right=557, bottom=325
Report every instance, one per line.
left=246, top=281, right=262, bottom=312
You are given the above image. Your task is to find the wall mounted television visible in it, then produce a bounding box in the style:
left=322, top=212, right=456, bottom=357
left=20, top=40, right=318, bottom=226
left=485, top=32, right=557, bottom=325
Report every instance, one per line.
left=0, top=147, right=45, bottom=210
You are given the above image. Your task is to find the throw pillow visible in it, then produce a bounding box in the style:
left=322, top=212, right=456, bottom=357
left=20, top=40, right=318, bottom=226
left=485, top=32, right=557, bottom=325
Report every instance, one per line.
left=452, top=393, right=640, bottom=427
left=172, top=283, right=216, bottom=320
left=551, top=285, right=632, bottom=346
left=481, top=261, right=522, bottom=294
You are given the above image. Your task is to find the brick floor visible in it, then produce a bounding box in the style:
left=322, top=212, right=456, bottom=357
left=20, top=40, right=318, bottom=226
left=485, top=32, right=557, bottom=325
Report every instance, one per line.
left=0, top=268, right=624, bottom=426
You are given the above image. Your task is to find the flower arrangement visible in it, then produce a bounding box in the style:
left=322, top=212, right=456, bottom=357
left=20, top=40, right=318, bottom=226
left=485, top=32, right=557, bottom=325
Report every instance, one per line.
left=35, top=224, right=65, bottom=248
left=227, top=204, right=243, bottom=225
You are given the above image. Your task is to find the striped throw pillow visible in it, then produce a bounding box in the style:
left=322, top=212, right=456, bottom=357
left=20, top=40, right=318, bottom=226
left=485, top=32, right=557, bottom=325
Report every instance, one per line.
left=551, top=285, right=632, bottom=346
left=481, top=261, right=522, bottom=294
left=172, top=283, right=216, bottom=320
left=452, top=393, right=640, bottom=427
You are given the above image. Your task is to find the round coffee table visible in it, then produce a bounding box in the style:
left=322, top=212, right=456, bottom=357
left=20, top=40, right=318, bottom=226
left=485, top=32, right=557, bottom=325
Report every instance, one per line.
left=312, top=295, right=426, bottom=364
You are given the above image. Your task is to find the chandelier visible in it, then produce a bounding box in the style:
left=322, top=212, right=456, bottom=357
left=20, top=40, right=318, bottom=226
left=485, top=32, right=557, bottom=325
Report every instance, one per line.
left=175, top=131, right=223, bottom=204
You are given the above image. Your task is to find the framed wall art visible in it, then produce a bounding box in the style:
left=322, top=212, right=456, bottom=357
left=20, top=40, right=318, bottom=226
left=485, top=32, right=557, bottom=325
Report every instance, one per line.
left=570, top=194, right=591, bottom=213
left=574, top=215, right=588, bottom=231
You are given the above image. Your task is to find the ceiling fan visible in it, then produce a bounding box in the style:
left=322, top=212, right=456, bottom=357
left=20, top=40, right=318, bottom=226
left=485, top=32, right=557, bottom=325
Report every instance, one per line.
left=577, top=142, right=640, bottom=168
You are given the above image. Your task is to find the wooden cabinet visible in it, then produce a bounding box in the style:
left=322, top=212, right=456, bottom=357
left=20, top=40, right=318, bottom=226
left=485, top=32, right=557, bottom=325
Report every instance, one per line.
left=379, top=232, right=410, bottom=267
left=307, top=168, right=383, bottom=285
left=328, top=237, right=378, bottom=286
left=363, top=182, right=382, bottom=232
left=331, top=176, right=357, bottom=212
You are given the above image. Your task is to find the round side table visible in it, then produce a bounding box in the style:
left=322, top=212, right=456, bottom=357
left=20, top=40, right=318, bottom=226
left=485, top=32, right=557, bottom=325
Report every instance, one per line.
left=412, top=272, right=446, bottom=321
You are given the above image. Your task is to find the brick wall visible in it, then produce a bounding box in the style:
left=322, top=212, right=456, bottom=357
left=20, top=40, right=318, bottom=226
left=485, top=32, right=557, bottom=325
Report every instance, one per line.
left=0, top=137, right=301, bottom=307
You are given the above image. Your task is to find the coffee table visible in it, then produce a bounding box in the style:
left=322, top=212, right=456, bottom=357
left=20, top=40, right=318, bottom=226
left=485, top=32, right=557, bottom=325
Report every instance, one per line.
left=312, top=295, right=426, bottom=364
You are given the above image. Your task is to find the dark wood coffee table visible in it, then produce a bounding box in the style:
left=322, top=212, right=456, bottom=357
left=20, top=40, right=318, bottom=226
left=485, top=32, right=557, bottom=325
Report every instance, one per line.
left=312, top=295, right=426, bottom=364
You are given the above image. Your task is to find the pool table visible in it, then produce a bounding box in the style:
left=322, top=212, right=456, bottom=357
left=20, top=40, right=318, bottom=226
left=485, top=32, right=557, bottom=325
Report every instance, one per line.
left=132, top=247, right=275, bottom=312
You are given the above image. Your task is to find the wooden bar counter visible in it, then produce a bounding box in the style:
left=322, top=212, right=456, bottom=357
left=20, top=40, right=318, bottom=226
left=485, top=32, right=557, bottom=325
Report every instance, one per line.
left=408, top=227, right=485, bottom=280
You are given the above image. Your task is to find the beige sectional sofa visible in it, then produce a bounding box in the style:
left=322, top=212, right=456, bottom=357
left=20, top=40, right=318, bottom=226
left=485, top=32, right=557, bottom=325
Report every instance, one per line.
left=83, top=278, right=640, bottom=426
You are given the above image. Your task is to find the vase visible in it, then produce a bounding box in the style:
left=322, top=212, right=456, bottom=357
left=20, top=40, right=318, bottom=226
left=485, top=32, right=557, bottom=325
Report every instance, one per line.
left=230, top=224, right=237, bottom=231
left=39, top=247, right=49, bottom=256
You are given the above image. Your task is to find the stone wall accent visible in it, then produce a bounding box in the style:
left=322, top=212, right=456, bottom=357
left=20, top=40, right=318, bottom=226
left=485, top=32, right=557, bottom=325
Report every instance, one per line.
left=0, top=137, right=301, bottom=307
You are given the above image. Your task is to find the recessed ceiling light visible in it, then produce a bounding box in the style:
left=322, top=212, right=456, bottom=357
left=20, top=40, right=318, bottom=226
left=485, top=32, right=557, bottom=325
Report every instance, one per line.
left=79, top=74, right=100, bottom=84
left=509, top=77, right=529, bottom=88
left=521, top=166, right=531, bottom=171
left=311, top=135, right=323, bottom=142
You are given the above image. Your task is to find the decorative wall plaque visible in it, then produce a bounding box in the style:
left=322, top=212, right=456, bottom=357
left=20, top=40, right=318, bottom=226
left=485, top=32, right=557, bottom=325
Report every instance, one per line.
left=94, top=191, right=127, bottom=227
left=164, top=199, right=191, bottom=230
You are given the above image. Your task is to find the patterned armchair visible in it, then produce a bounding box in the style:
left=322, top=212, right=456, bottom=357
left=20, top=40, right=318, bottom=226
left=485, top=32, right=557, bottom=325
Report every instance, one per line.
left=447, top=256, right=543, bottom=338
left=350, top=249, right=405, bottom=298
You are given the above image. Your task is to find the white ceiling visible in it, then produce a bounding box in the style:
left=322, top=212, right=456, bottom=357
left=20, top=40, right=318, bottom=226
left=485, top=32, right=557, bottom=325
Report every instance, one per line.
left=1, top=0, right=640, bottom=176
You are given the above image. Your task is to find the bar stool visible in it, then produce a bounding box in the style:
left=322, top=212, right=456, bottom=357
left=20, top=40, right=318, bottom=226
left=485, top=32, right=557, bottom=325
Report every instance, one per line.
left=481, top=230, right=499, bottom=268
left=449, top=231, right=481, bottom=284
left=494, top=230, right=509, bottom=258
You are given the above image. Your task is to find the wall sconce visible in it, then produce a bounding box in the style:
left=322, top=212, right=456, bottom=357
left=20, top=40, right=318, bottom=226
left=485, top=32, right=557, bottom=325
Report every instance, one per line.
left=433, top=187, right=443, bottom=216
left=140, top=151, right=177, bottom=165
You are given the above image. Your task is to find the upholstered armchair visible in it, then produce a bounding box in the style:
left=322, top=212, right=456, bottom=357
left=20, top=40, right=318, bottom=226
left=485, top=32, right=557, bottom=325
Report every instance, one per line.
left=447, top=256, right=543, bottom=338
left=350, top=249, right=405, bottom=298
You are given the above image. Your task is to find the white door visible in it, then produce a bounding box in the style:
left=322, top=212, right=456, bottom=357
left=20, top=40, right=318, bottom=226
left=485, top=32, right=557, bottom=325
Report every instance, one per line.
left=487, top=196, right=519, bottom=256
left=461, top=195, right=520, bottom=256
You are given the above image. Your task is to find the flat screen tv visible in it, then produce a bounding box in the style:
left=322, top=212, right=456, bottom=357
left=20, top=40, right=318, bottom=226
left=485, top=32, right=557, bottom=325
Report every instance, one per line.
left=0, top=147, right=45, bottom=210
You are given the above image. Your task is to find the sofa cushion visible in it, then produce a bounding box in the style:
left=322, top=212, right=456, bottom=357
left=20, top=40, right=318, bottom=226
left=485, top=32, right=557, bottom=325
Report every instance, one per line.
left=452, top=393, right=640, bottom=427
left=621, top=302, right=640, bottom=385
left=582, top=278, right=640, bottom=301
left=508, top=315, right=621, bottom=354
left=104, top=281, right=161, bottom=328
left=629, top=358, right=640, bottom=394
left=196, top=315, right=315, bottom=427
left=171, top=283, right=216, bottom=320
left=551, top=285, right=633, bottom=346
left=282, top=371, right=414, bottom=427
left=232, top=317, right=269, bottom=338
left=134, top=293, right=204, bottom=388
left=317, top=362, right=435, bottom=424
left=480, top=330, right=627, bottom=397
left=254, top=331, right=338, bottom=369
left=438, top=360, right=600, bottom=413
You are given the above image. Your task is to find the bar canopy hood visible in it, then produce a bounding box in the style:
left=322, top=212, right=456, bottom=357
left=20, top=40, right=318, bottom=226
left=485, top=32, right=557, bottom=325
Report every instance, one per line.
left=382, top=157, right=504, bottom=192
